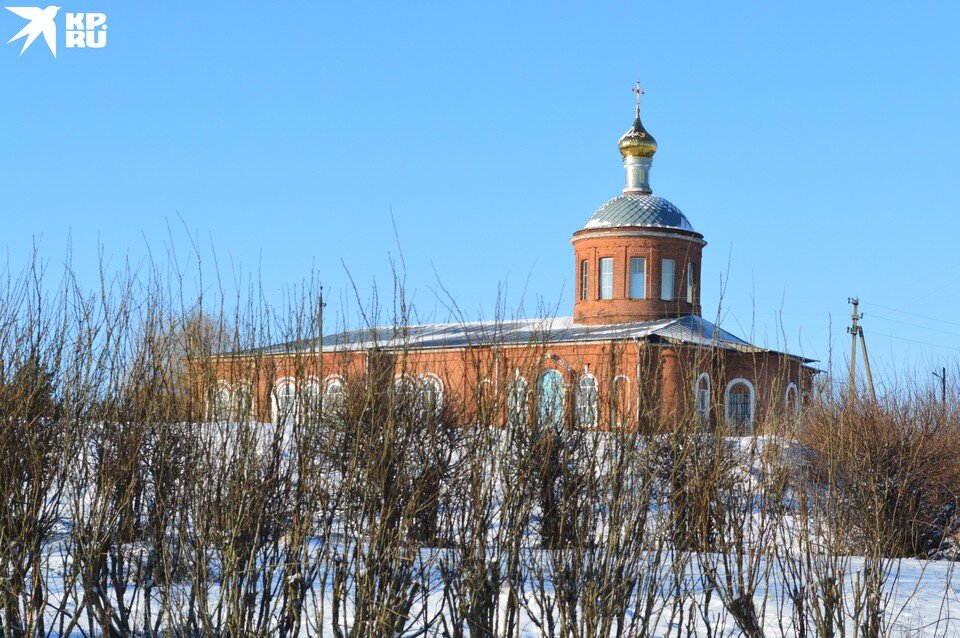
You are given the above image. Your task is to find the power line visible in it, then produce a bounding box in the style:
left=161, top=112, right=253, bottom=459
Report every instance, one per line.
left=911, top=272, right=960, bottom=305
left=869, top=330, right=960, bottom=353
left=860, top=300, right=960, bottom=329
left=868, top=313, right=960, bottom=340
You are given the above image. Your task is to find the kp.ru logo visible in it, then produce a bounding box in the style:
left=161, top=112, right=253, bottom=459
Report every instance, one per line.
left=5, top=5, right=106, bottom=58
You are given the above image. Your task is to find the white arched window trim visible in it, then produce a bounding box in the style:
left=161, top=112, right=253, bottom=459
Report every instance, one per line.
left=724, top=377, right=756, bottom=429
left=393, top=373, right=416, bottom=390
left=576, top=373, right=598, bottom=428
left=295, top=376, right=321, bottom=420
left=210, top=380, right=235, bottom=421
left=321, top=374, right=345, bottom=414
left=419, top=373, right=445, bottom=414
left=539, top=369, right=566, bottom=428
left=694, top=372, right=711, bottom=395
left=271, top=376, right=298, bottom=425
left=323, top=374, right=344, bottom=392
left=785, top=382, right=800, bottom=417
left=695, top=372, right=711, bottom=425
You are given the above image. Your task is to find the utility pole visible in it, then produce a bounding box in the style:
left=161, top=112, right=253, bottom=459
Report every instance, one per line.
left=847, top=297, right=876, bottom=402
left=934, top=366, right=947, bottom=404
left=848, top=298, right=859, bottom=398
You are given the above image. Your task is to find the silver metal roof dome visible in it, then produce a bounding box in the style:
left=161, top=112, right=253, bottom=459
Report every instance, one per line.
left=583, top=193, right=695, bottom=232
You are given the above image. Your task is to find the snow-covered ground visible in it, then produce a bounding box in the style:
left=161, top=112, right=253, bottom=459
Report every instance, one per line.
left=12, top=426, right=960, bottom=637
left=32, top=539, right=960, bottom=637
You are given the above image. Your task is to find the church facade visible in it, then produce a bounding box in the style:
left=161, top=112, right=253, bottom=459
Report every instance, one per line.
left=209, top=89, right=816, bottom=431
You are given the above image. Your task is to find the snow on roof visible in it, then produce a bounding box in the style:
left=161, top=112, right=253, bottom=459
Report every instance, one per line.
left=242, top=315, right=816, bottom=363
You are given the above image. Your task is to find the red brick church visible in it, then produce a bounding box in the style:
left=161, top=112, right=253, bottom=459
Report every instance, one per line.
left=209, top=87, right=816, bottom=430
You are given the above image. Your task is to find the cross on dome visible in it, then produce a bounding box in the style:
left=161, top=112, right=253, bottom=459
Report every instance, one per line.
left=633, top=81, right=643, bottom=115
left=618, top=80, right=657, bottom=163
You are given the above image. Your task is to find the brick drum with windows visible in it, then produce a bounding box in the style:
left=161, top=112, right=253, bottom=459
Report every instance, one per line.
left=209, top=87, right=817, bottom=432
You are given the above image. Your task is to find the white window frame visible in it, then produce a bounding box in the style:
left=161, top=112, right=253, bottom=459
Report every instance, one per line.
left=419, top=373, right=445, bottom=415
left=661, top=259, right=675, bottom=301
left=599, top=258, right=614, bottom=300
left=686, top=263, right=694, bottom=304
left=785, top=382, right=800, bottom=417
left=580, top=260, right=589, bottom=301
left=210, top=380, right=235, bottom=422
left=694, top=372, right=711, bottom=426
left=301, top=376, right=322, bottom=419
left=575, top=373, right=598, bottom=428
left=724, top=377, right=756, bottom=430
left=272, top=377, right=298, bottom=425
left=394, top=374, right=417, bottom=401
left=538, top=369, right=565, bottom=428
left=629, top=257, right=646, bottom=300
left=323, top=374, right=345, bottom=415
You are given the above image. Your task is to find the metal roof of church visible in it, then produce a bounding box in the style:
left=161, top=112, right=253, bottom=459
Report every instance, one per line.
left=250, top=315, right=814, bottom=363
left=583, top=193, right=696, bottom=233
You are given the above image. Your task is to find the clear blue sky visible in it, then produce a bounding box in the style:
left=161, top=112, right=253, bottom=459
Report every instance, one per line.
left=3, top=1, right=960, bottom=389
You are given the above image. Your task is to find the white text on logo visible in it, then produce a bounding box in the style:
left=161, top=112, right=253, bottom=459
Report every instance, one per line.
left=64, top=11, right=105, bottom=48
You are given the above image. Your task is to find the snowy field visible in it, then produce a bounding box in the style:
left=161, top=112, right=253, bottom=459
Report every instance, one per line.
left=30, top=539, right=960, bottom=637
left=7, top=422, right=960, bottom=637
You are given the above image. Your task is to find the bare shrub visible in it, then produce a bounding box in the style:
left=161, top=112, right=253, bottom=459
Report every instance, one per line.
left=802, top=397, right=960, bottom=557
left=1, top=245, right=959, bottom=637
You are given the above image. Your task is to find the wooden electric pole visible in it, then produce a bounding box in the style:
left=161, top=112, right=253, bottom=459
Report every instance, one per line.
left=848, top=298, right=859, bottom=397
left=847, top=297, right=876, bottom=402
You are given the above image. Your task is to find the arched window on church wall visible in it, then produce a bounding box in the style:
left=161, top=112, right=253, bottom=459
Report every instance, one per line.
left=785, top=382, right=800, bottom=420
left=576, top=374, right=598, bottom=428
left=272, top=377, right=297, bottom=425
left=419, top=373, right=444, bottom=417
left=695, top=372, right=711, bottom=426
left=323, top=375, right=345, bottom=417
left=210, top=380, right=234, bottom=422
left=301, top=377, right=322, bottom=421
left=725, top=378, right=755, bottom=431
left=538, top=369, right=565, bottom=429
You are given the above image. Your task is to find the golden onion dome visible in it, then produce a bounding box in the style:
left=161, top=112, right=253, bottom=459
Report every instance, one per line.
left=618, top=81, right=657, bottom=158
left=618, top=112, right=657, bottom=158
